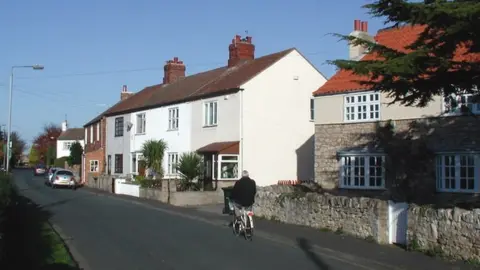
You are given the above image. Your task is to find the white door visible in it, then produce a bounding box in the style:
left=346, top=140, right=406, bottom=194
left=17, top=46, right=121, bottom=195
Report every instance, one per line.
left=388, top=201, right=408, bottom=245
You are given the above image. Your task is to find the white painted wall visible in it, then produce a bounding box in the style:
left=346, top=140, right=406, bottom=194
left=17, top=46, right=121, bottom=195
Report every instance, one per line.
left=56, top=139, right=85, bottom=159
left=190, top=93, right=240, bottom=150
left=241, top=49, right=327, bottom=186
left=106, top=113, right=131, bottom=176
left=129, top=103, right=192, bottom=176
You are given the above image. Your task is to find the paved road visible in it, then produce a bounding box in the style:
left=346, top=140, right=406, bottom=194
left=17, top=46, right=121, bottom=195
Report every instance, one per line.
left=13, top=170, right=477, bottom=270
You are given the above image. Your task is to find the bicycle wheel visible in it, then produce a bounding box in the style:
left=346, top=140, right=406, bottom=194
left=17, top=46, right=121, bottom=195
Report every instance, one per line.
left=232, top=217, right=241, bottom=236
left=244, top=217, right=253, bottom=241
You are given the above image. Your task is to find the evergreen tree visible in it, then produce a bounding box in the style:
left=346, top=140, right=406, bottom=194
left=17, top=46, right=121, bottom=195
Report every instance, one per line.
left=68, top=142, right=83, bottom=166
left=329, top=0, right=480, bottom=107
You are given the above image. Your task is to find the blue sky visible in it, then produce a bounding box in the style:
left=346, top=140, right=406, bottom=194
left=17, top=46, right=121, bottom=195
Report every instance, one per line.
left=0, top=0, right=386, bottom=146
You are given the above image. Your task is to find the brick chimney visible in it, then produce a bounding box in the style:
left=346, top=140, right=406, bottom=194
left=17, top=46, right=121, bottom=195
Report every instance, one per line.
left=163, top=57, right=186, bottom=84
left=228, top=35, right=255, bottom=67
left=120, top=85, right=134, bottom=101
left=349, top=19, right=375, bottom=61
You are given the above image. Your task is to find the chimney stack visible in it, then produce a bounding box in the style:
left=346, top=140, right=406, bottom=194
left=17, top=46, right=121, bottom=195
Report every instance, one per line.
left=228, top=35, right=255, bottom=67
left=163, top=57, right=186, bottom=84
left=349, top=19, right=374, bottom=61
left=61, top=120, right=68, bottom=132
left=120, top=85, right=134, bottom=101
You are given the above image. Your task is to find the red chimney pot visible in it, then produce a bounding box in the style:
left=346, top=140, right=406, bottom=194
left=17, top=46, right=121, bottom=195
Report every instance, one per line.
left=354, top=19, right=361, bottom=31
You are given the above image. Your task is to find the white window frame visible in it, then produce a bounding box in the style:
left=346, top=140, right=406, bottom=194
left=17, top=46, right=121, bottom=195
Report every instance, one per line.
left=436, top=153, right=479, bottom=193
left=90, top=126, right=93, bottom=143
left=310, top=98, right=315, bottom=121
left=167, top=153, right=179, bottom=175
left=339, top=154, right=386, bottom=190
left=96, top=122, right=100, bottom=142
left=442, top=93, right=480, bottom=115
left=218, top=154, right=239, bottom=180
left=63, top=142, right=72, bottom=150
left=168, top=107, right=179, bottom=130
left=90, top=160, right=99, bottom=172
left=343, top=92, right=380, bottom=122
left=203, top=101, right=218, bottom=127
left=136, top=113, right=146, bottom=134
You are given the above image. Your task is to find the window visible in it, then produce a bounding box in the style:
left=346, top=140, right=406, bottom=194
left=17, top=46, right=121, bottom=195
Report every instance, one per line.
left=339, top=155, right=385, bottom=189
left=167, top=153, right=179, bottom=175
left=90, top=160, right=99, bottom=172
left=204, top=101, right=218, bottom=126
left=444, top=94, right=480, bottom=115
left=90, top=126, right=93, bottom=143
left=115, top=117, right=124, bottom=137
left=136, top=113, right=146, bottom=134
left=310, top=98, right=315, bottom=121
left=436, top=154, right=479, bottom=193
left=63, top=142, right=72, bottom=150
left=107, top=155, right=112, bottom=175
left=114, top=154, right=123, bottom=174
left=219, top=155, right=239, bottom=179
left=132, top=154, right=137, bottom=174
left=97, top=122, right=100, bottom=141
left=168, top=107, right=179, bottom=130
left=344, top=92, right=380, bottom=122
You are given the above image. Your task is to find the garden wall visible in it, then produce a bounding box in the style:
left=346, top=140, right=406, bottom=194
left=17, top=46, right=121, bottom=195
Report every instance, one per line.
left=408, top=205, right=480, bottom=262
left=253, top=185, right=389, bottom=243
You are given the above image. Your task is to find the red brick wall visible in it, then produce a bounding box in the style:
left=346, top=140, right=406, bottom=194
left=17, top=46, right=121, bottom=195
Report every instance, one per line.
left=84, top=117, right=107, bottom=183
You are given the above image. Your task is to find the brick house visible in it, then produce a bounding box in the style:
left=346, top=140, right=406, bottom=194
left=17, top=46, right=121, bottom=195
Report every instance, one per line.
left=82, top=85, right=134, bottom=183
left=312, top=21, right=480, bottom=201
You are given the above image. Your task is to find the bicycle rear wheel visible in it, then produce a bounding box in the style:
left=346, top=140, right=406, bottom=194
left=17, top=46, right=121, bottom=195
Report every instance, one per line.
left=232, top=217, right=241, bottom=236
left=244, top=217, right=253, bottom=241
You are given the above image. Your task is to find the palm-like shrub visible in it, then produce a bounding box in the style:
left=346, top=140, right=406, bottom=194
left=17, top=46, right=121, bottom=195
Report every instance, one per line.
left=176, top=152, right=204, bottom=191
left=141, top=139, right=168, bottom=179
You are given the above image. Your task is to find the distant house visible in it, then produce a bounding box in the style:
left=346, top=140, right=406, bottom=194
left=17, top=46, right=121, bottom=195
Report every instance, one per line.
left=56, top=121, right=85, bottom=159
left=97, top=34, right=327, bottom=186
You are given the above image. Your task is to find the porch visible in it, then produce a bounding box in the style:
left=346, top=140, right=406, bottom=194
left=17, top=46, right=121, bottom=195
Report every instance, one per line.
left=197, top=141, right=240, bottom=188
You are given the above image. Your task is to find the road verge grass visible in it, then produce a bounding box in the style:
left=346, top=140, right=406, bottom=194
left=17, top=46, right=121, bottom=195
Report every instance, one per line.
left=0, top=173, right=79, bottom=269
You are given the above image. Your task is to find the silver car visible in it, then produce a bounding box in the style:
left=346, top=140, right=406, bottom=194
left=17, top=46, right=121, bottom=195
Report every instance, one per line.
left=50, top=169, right=76, bottom=189
left=46, top=167, right=60, bottom=183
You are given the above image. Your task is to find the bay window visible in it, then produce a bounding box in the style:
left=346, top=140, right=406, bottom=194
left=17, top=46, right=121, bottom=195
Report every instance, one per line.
left=436, top=153, right=479, bottom=193
left=443, top=94, right=480, bottom=115
left=339, top=154, right=385, bottom=189
left=219, top=155, right=238, bottom=179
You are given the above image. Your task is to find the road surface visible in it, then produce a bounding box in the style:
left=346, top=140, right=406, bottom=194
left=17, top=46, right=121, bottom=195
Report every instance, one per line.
left=13, top=170, right=476, bottom=270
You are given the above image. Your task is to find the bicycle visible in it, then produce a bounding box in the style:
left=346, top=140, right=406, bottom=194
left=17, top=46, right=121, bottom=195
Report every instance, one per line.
left=232, top=204, right=254, bottom=241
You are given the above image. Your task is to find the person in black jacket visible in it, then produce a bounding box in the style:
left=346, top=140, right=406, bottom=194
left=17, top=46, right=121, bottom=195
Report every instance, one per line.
left=230, top=170, right=256, bottom=220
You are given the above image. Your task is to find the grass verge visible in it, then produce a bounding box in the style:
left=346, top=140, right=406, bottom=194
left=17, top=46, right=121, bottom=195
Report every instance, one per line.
left=0, top=173, right=79, bottom=269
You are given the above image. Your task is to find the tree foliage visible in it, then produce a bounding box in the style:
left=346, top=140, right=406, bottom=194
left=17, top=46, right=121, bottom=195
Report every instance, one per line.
left=68, top=142, right=83, bottom=166
left=141, top=139, right=168, bottom=179
left=0, top=131, right=26, bottom=167
left=329, top=0, right=480, bottom=107
left=28, top=147, right=40, bottom=166
left=32, top=123, right=61, bottom=163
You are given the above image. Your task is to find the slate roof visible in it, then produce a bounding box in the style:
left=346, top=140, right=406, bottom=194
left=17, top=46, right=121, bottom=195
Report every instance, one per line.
left=57, top=128, right=84, bottom=141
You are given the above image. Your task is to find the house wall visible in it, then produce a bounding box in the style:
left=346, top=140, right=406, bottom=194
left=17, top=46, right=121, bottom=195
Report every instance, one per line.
left=56, top=139, right=84, bottom=159
left=190, top=93, right=240, bottom=150
left=84, top=117, right=107, bottom=182
left=130, top=103, right=192, bottom=176
left=313, top=91, right=443, bottom=125
left=106, top=113, right=131, bottom=176
left=242, top=49, right=327, bottom=186
left=314, top=115, right=480, bottom=197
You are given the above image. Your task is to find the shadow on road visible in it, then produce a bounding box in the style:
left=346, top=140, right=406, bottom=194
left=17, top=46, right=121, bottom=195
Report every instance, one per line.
left=0, top=194, right=80, bottom=269
left=297, top=237, right=330, bottom=270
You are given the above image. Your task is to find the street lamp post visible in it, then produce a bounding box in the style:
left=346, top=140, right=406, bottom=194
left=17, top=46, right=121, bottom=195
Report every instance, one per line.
left=6, top=65, right=44, bottom=172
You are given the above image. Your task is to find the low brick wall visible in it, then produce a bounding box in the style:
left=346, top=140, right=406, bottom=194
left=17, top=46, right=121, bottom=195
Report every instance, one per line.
left=170, top=191, right=223, bottom=206
left=254, top=185, right=389, bottom=244
left=139, top=188, right=167, bottom=203
left=408, top=205, right=480, bottom=262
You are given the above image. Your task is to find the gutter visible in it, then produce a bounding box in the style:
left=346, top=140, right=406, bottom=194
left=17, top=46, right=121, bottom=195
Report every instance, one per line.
left=239, top=88, right=245, bottom=174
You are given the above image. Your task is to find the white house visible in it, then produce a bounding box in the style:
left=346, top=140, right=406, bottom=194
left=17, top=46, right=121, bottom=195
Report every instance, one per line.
left=102, top=35, right=327, bottom=186
left=56, top=121, right=85, bottom=159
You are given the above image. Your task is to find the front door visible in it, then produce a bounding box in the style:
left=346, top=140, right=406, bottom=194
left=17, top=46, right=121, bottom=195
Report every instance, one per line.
left=107, top=155, right=112, bottom=175
left=203, top=154, right=217, bottom=190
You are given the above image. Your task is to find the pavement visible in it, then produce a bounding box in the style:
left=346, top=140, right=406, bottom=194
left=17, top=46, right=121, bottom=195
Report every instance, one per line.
left=12, top=170, right=478, bottom=270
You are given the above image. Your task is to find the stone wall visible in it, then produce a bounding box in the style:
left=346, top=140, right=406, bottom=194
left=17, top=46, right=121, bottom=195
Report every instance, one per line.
left=408, top=205, right=480, bottom=262
left=315, top=115, right=480, bottom=195
left=86, top=175, right=113, bottom=192
left=254, top=185, right=389, bottom=243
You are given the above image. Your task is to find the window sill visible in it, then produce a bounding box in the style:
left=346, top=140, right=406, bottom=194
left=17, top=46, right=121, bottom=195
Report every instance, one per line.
left=436, top=189, right=479, bottom=194
left=309, top=119, right=315, bottom=122
left=114, top=135, right=123, bottom=138
left=203, top=125, right=218, bottom=128
left=167, top=128, right=179, bottom=132
left=135, top=133, right=146, bottom=136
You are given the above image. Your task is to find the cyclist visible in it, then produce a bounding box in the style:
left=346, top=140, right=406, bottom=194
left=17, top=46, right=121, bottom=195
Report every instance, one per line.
left=230, top=170, right=257, bottom=222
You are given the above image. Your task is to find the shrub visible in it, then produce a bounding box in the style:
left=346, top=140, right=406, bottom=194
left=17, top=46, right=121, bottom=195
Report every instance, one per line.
left=133, top=175, right=162, bottom=189
left=0, top=174, right=15, bottom=211
left=53, top=156, right=68, bottom=168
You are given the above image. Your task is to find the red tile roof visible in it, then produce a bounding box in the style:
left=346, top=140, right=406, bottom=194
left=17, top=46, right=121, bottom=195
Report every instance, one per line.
left=313, top=25, right=480, bottom=96
left=93, top=48, right=294, bottom=120
left=197, top=141, right=239, bottom=155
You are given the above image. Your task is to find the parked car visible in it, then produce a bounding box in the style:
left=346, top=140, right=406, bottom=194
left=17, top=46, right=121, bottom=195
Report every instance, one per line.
left=33, top=164, right=46, bottom=176
left=45, top=167, right=60, bottom=184
left=50, top=169, right=76, bottom=190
